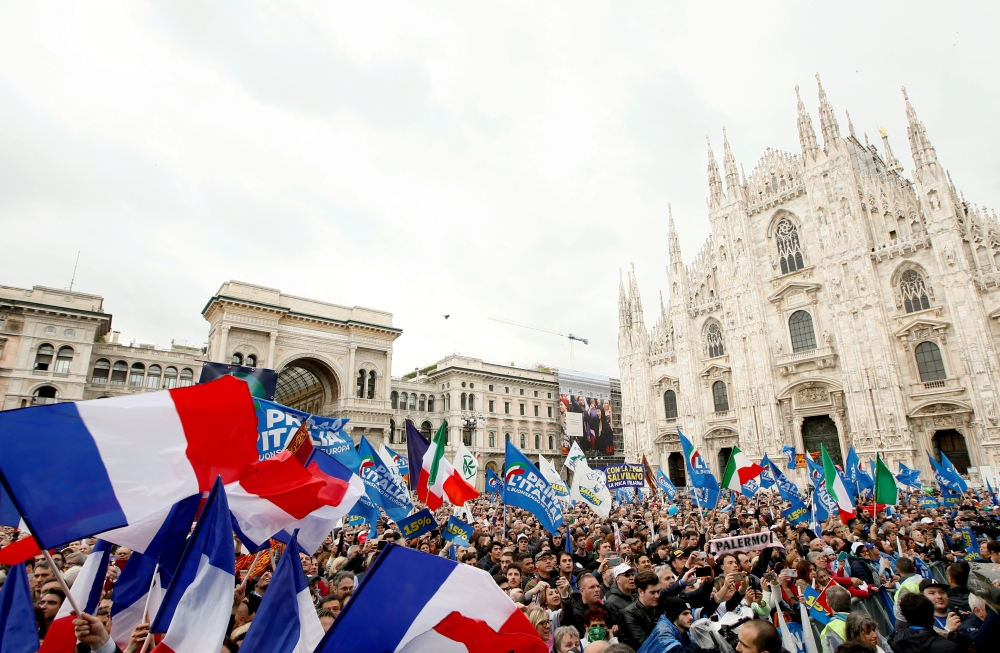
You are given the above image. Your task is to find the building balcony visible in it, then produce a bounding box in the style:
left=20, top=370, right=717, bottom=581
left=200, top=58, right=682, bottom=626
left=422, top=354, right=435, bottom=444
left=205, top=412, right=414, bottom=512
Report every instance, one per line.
left=707, top=409, right=736, bottom=423
left=775, top=345, right=837, bottom=376
left=870, top=233, right=931, bottom=262
left=908, top=377, right=965, bottom=401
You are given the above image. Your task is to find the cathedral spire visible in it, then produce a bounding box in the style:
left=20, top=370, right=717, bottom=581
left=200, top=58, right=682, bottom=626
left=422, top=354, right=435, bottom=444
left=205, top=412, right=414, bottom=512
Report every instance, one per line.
left=618, top=268, right=629, bottom=329
left=816, top=73, right=840, bottom=149
left=722, top=127, right=741, bottom=196
left=707, top=136, right=724, bottom=206
left=628, top=263, right=645, bottom=329
left=903, top=87, right=940, bottom=173
left=879, top=126, right=903, bottom=173
left=796, top=85, right=819, bottom=161
left=845, top=110, right=856, bottom=140
left=668, top=204, right=683, bottom=269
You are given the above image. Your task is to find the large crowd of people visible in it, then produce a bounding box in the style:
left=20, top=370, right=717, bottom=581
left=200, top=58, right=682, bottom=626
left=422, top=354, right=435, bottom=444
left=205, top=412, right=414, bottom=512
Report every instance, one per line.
left=4, top=476, right=1000, bottom=653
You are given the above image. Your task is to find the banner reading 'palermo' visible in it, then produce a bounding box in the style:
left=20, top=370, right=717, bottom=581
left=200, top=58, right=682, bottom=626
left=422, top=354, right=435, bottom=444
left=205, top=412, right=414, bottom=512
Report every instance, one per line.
left=601, top=463, right=645, bottom=490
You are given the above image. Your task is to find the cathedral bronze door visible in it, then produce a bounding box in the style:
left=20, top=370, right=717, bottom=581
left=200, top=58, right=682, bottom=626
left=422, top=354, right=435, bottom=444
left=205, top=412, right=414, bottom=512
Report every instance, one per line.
left=718, top=448, right=733, bottom=477
left=668, top=452, right=686, bottom=487
left=801, top=415, right=842, bottom=467
left=933, top=429, right=970, bottom=473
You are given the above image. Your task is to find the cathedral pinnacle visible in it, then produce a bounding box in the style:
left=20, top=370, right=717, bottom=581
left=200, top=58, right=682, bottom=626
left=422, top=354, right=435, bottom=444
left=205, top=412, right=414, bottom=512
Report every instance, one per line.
left=706, top=136, right=724, bottom=206
left=879, top=126, right=903, bottom=173
left=795, top=85, right=819, bottom=161
left=722, top=127, right=741, bottom=196
left=845, top=110, right=856, bottom=140
left=903, top=87, right=939, bottom=172
left=668, top=204, right=682, bottom=268
left=816, top=73, right=840, bottom=149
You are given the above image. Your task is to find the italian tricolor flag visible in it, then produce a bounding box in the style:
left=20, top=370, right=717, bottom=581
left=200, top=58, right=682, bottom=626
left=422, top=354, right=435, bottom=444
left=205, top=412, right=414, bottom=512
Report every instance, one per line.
left=720, top=446, right=764, bottom=492
left=417, top=421, right=480, bottom=510
left=821, top=444, right=855, bottom=523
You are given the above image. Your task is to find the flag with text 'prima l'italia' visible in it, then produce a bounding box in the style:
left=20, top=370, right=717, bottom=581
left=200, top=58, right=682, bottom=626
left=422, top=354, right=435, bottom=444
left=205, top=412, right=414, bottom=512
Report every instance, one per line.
left=505, top=441, right=565, bottom=532
left=359, top=436, right=413, bottom=522
left=679, top=430, right=720, bottom=509
left=314, top=544, right=546, bottom=653
left=720, top=446, right=764, bottom=492
left=821, top=444, right=855, bottom=524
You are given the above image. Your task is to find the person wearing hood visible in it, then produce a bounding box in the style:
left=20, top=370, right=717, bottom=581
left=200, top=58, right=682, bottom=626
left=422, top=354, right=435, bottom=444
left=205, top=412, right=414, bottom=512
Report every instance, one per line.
left=636, top=596, right=701, bottom=653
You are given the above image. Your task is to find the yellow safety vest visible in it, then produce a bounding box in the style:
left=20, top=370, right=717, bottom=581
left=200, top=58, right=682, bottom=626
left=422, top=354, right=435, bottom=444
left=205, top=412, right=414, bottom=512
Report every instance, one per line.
left=820, top=614, right=849, bottom=653
left=894, top=576, right=922, bottom=604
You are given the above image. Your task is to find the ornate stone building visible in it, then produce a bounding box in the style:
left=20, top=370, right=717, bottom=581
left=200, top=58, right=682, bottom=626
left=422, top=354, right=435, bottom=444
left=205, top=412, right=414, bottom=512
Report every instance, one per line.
left=619, top=78, right=1000, bottom=487
left=203, top=281, right=401, bottom=442
left=387, top=355, right=563, bottom=489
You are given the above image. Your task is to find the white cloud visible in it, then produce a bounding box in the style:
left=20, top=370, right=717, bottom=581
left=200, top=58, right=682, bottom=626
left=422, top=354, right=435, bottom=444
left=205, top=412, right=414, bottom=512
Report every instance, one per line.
left=1, top=1, right=999, bottom=378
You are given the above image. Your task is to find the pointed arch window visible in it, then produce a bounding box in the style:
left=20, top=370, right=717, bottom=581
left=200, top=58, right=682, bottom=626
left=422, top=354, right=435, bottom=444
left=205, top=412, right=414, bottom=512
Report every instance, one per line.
left=712, top=381, right=729, bottom=412
left=776, top=219, right=804, bottom=274
left=900, top=270, right=931, bottom=313
left=915, top=342, right=946, bottom=382
left=706, top=323, right=725, bottom=358
left=788, top=310, right=817, bottom=352
left=663, top=390, right=678, bottom=419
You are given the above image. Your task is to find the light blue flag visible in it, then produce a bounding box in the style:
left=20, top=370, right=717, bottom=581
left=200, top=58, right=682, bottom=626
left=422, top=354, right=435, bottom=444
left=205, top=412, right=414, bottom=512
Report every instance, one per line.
left=927, top=451, right=965, bottom=494
left=939, top=452, right=969, bottom=492
left=896, top=462, right=922, bottom=488
left=358, top=436, right=413, bottom=522
left=769, top=459, right=804, bottom=503
left=758, top=455, right=776, bottom=489
left=679, top=429, right=721, bottom=509
left=656, top=469, right=678, bottom=501
left=504, top=440, right=565, bottom=534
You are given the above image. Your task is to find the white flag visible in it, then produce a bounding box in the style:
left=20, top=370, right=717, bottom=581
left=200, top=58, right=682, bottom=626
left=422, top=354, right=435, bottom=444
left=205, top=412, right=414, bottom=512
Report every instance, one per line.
left=571, top=458, right=612, bottom=518
left=564, top=441, right=587, bottom=472
left=377, top=444, right=401, bottom=479
left=539, top=454, right=570, bottom=497
left=453, top=443, right=479, bottom=485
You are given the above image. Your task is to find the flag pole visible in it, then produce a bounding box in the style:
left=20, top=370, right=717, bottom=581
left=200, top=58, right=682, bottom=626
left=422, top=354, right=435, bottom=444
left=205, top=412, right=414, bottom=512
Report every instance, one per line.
left=43, top=549, right=82, bottom=618
left=239, top=551, right=264, bottom=590
left=140, top=563, right=160, bottom=622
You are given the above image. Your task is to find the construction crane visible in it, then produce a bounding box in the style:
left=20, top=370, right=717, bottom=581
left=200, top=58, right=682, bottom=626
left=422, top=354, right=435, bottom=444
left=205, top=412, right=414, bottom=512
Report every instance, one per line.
left=487, top=316, right=588, bottom=369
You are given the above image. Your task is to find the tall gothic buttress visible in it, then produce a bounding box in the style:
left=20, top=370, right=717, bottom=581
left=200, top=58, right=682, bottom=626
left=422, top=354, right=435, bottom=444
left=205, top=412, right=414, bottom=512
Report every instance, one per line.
left=707, top=137, right=724, bottom=207
left=722, top=128, right=741, bottom=198
left=796, top=85, right=819, bottom=161
left=903, top=87, right=940, bottom=178
left=816, top=74, right=840, bottom=150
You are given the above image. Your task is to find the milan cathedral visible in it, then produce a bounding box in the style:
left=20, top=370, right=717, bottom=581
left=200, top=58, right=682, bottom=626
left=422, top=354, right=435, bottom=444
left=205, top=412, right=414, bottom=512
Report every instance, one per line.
left=618, top=76, right=1000, bottom=487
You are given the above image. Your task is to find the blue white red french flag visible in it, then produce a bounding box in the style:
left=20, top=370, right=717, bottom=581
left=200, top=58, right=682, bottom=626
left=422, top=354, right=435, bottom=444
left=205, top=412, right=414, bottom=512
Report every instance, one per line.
left=315, top=544, right=546, bottom=653
left=150, top=478, right=235, bottom=653
left=0, top=376, right=259, bottom=548
left=238, top=531, right=324, bottom=653
left=0, top=563, right=37, bottom=653
left=38, top=540, right=112, bottom=653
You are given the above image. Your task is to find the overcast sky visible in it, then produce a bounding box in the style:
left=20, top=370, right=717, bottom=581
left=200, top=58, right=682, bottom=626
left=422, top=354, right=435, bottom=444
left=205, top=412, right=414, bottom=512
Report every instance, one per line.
left=2, top=2, right=999, bottom=379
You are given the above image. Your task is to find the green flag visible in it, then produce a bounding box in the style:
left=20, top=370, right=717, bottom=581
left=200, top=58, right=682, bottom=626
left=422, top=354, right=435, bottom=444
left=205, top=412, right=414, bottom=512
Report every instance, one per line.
left=874, top=454, right=898, bottom=506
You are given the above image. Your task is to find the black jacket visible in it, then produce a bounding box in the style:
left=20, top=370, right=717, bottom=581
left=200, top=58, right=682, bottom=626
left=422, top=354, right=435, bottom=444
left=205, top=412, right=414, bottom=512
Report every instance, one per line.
left=619, top=600, right=657, bottom=651
left=604, top=583, right=634, bottom=622
left=889, top=626, right=960, bottom=653
left=948, top=586, right=971, bottom=613
left=562, top=592, right=617, bottom=638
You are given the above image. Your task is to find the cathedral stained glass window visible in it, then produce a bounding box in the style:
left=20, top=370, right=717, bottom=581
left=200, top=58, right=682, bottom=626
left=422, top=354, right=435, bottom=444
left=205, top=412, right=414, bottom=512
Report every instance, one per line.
left=706, top=323, right=725, bottom=358
left=900, top=270, right=931, bottom=313
left=776, top=219, right=804, bottom=274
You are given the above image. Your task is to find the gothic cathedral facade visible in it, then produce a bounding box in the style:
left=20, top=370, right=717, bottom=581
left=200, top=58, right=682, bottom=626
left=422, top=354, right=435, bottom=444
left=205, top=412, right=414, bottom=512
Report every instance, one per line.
left=619, top=77, right=1000, bottom=488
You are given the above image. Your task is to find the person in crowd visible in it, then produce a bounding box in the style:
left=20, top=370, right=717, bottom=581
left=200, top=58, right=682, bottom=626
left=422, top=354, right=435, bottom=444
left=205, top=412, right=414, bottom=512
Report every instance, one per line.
left=316, top=608, right=336, bottom=632
left=735, top=620, right=781, bottom=653
left=845, top=611, right=887, bottom=653
left=566, top=572, right=618, bottom=637
left=946, top=562, right=971, bottom=613
left=889, top=593, right=961, bottom=653
left=920, top=578, right=962, bottom=634
left=554, top=624, right=582, bottom=653
left=528, top=607, right=554, bottom=651
left=819, top=585, right=852, bottom=653
left=619, top=570, right=661, bottom=650
left=637, top=596, right=698, bottom=653
left=605, top=564, right=637, bottom=622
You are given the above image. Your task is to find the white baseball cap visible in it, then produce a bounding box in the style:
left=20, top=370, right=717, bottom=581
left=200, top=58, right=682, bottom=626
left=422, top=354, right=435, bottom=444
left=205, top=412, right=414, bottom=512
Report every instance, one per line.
left=612, top=563, right=636, bottom=578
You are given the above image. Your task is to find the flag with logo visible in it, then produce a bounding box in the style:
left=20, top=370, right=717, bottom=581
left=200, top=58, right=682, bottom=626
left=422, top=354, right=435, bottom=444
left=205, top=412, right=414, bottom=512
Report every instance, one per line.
left=357, top=436, right=412, bottom=523
left=758, top=455, right=776, bottom=489
left=453, top=443, right=479, bottom=487
left=564, top=441, right=587, bottom=472
left=504, top=440, right=565, bottom=533
left=538, top=454, right=570, bottom=498
left=928, top=451, right=965, bottom=494
left=571, top=458, right=613, bottom=519
left=896, top=462, right=922, bottom=489
left=418, top=422, right=479, bottom=510
left=678, top=430, right=720, bottom=509
left=656, top=469, right=678, bottom=501
left=769, top=459, right=804, bottom=503
left=485, top=467, right=504, bottom=496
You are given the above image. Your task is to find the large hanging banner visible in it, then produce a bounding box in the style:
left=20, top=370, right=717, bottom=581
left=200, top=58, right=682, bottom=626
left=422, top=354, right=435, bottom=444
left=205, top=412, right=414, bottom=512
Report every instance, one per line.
left=557, top=370, right=614, bottom=456
left=600, top=463, right=645, bottom=489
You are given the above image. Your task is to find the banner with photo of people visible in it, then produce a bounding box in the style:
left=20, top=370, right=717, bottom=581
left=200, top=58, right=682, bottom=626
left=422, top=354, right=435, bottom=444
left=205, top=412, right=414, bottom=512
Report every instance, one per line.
left=558, top=371, right=615, bottom=456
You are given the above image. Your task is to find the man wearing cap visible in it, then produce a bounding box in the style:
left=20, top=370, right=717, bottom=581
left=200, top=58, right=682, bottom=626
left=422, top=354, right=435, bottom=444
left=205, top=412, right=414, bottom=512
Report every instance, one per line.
left=604, top=563, right=637, bottom=622
left=921, top=577, right=964, bottom=634
left=639, top=596, right=701, bottom=653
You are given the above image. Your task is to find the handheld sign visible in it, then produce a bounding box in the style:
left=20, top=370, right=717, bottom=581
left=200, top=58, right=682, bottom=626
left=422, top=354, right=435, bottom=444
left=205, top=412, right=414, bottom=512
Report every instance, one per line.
left=442, top=516, right=473, bottom=547
left=709, top=530, right=784, bottom=555
left=396, top=509, right=437, bottom=540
